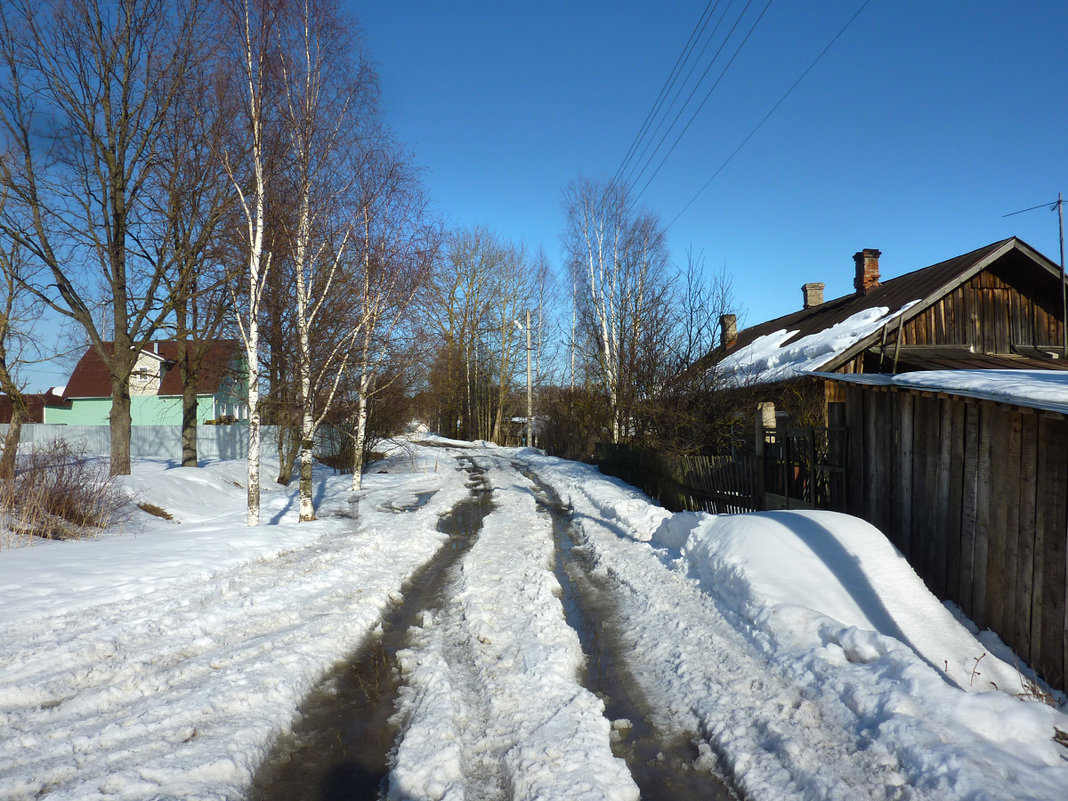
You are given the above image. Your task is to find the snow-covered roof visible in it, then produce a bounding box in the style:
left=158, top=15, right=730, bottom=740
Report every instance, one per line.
left=818, top=369, right=1068, bottom=416
left=714, top=303, right=919, bottom=386
left=708, top=237, right=1066, bottom=385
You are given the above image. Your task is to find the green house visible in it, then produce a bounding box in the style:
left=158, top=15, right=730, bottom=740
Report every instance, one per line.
left=44, top=341, right=248, bottom=426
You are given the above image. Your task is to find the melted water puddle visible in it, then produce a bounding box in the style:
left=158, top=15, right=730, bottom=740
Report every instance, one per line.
left=527, top=471, right=740, bottom=801
left=248, top=462, right=492, bottom=801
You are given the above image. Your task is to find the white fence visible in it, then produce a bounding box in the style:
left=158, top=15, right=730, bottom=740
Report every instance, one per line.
left=0, top=424, right=343, bottom=462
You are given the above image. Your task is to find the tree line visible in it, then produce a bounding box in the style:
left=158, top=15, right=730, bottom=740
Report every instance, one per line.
left=0, top=0, right=741, bottom=527
left=0, top=0, right=441, bottom=524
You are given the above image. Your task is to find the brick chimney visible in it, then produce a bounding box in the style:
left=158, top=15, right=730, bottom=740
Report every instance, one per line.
left=719, top=313, right=737, bottom=348
left=853, top=249, right=881, bottom=294
left=801, top=282, right=825, bottom=309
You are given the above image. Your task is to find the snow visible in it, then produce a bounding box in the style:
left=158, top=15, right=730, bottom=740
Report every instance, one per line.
left=0, top=444, right=468, bottom=800
left=1, top=438, right=1066, bottom=800
left=389, top=454, right=636, bottom=801
left=823, top=369, right=1068, bottom=416
left=715, top=302, right=920, bottom=386
left=514, top=448, right=1068, bottom=800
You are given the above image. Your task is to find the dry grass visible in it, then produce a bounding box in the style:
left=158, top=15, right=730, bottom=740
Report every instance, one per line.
left=137, top=502, right=174, bottom=521
left=1012, top=660, right=1059, bottom=708
left=0, top=438, right=131, bottom=544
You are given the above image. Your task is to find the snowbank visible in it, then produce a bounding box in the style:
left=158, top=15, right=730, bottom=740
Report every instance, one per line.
left=517, top=448, right=1068, bottom=801
left=0, top=445, right=469, bottom=801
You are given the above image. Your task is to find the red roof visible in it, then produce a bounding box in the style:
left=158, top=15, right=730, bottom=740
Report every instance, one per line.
left=0, top=390, right=68, bottom=423
left=62, top=340, right=243, bottom=399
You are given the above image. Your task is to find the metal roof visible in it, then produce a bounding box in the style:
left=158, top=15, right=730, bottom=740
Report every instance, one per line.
left=708, top=237, right=1064, bottom=375
left=63, top=341, right=243, bottom=399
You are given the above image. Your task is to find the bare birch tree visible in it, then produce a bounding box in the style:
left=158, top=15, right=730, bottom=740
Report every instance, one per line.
left=347, top=146, right=437, bottom=488
left=488, top=242, right=537, bottom=444
left=220, top=0, right=277, bottom=524
left=563, top=177, right=670, bottom=443
left=423, top=226, right=503, bottom=440
left=274, top=0, right=386, bottom=519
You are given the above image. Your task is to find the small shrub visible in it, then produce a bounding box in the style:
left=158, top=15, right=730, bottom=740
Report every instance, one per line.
left=0, top=438, right=131, bottom=541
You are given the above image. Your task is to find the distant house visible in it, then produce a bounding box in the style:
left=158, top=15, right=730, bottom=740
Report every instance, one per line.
left=706, top=237, right=1068, bottom=423
left=44, top=340, right=247, bottom=426
left=0, top=389, right=69, bottom=423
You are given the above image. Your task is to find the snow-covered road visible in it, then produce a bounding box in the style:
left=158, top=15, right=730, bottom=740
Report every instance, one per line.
left=1, top=439, right=1066, bottom=800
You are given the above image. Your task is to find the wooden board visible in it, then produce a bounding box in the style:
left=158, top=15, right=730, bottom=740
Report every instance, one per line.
left=972, top=404, right=994, bottom=626
left=959, top=402, right=981, bottom=621
left=898, top=392, right=914, bottom=559
left=1017, top=412, right=1038, bottom=667
left=945, top=399, right=966, bottom=603
left=1037, top=416, right=1068, bottom=687
left=983, top=406, right=1015, bottom=638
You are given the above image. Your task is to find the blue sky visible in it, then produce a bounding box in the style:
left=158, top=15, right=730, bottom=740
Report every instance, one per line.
left=22, top=0, right=1068, bottom=391
left=354, top=0, right=1068, bottom=328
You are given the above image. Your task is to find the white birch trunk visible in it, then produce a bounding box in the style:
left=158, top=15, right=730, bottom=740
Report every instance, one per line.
left=238, top=0, right=267, bottom=527
left=295, top=178, right=316, bottom=521
left=351, top=371, right=371, bottom=491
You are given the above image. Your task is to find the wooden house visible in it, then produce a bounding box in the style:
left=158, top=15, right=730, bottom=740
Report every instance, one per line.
left=709, top=237, right=1068, bottom=423
left=702, top=237, right=1068, bottom=689
left=0, top=389, right=68, bottom=423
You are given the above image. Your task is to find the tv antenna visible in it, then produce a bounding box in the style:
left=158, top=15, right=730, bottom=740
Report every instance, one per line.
left=1004, top=194, right=1066, bottom=357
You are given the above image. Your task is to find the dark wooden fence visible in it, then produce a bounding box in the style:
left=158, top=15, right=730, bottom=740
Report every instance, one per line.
left=842, top=383, right=1068, bottom=691
left=761, top=426, right=848, bottom=512
left=595, top=443, right=757, bottom=514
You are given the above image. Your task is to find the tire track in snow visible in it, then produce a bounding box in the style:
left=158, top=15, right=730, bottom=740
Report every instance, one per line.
left=388, top=454, right=638, bottom=801
left=526, top=456, right=928, bottom=801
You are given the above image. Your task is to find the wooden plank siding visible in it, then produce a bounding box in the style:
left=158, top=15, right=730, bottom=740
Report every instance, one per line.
left=844, top=383, right=1068, bottom=691
left=896, top=261, right=1065, bottom=352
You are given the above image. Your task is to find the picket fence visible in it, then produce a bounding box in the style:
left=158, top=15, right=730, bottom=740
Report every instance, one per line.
left=0, top=423, right=342, bottom=462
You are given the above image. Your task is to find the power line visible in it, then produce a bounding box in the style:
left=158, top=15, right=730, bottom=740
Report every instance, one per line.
left=611, top=0, right=721, bottom=190
left=617, top=0, right=734, bottom=191
left=1003, top=200, right=1061, bottom=217
left=668, top=0, right=872, bottom=229
left=632, top=0, right=775, bottom=202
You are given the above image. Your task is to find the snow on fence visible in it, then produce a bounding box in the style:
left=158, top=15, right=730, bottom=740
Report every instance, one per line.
left=0, top=424, right=341, bottom=462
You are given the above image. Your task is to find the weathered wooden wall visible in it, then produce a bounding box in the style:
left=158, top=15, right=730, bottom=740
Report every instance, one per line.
left=844, top=384, right=1068, bottom=690
left=899, top=259, right=1065, bottom=351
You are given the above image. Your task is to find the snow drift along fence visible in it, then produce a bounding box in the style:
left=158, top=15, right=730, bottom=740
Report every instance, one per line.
left=842, top=382, right=1068, bottom=692
left=595, top=443, right=757, bottom=514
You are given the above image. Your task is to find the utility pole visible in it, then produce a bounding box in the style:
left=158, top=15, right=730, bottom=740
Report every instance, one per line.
left=526, top=309, right=533, bottom=448
left=1060, top=193, right=1066, bottom=357
left=514, top=311, right=534, bottom=447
